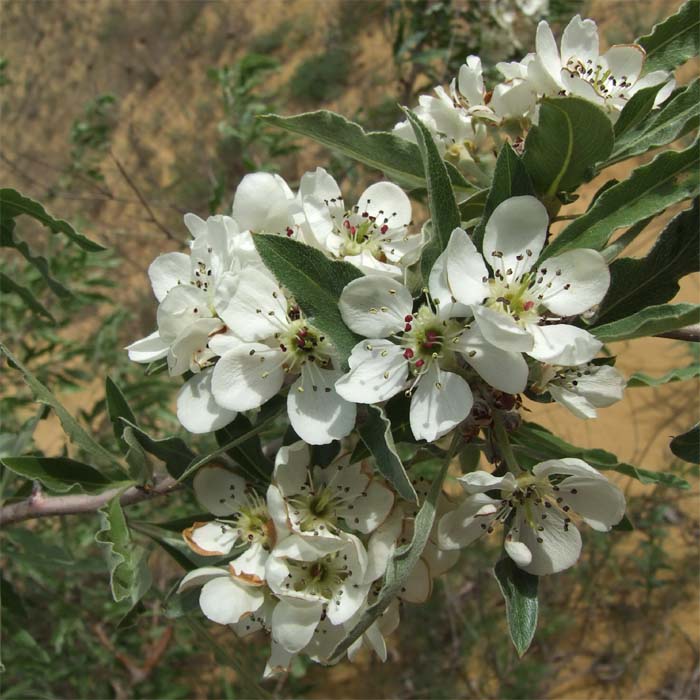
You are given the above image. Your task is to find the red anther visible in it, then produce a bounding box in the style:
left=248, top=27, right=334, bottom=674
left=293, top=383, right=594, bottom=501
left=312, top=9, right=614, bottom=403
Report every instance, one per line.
left=426, top=330, right=438, bottom=341
left=297, top=328, right=308, bottom=337
left=380, top=224, right=388, bottom=234
left=361, top=211, right=369, bottom=218
left=404, top=323, right=412, bottom=332
left=523, top=301, right=535, bottom=311
left=350, top=226, right=357, bottom=236
left=403, top=348, right=414, bottom=359
left=404, top=314, right=413, bottom=322
left=286, top=227, right=294, bottom=237
left=343, top=220, right=351, bottom=229
left=415, top=359, right=425, bottom=368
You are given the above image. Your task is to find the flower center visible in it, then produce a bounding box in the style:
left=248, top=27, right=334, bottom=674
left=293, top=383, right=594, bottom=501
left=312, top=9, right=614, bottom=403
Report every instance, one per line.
left=224, top=492, right=276, bottom=550
left=336, top=211, right=387, bottom=259
left=485, top=274, right=540, bottom=326
left=288, top=551, right=349, bottom=599
left=564, top=58, right=633, bottom=99
left=400, top=305, right=461, bottom=374
left=288, top=485, right=342, bottom=534
left=278, top=319, right=333, bottom=371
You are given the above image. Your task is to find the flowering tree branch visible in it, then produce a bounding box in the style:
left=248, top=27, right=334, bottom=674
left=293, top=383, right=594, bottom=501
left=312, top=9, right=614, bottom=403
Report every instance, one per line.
left=657, top=324, right=700, bottom=343
left=0, top=474, right=181, bottom=527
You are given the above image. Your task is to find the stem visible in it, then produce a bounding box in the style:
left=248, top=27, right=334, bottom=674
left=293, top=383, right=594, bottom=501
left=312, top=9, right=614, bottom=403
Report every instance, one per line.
left=656, top=324, right=700, bottom=342
left=0, top=474, right=181, bottom=526
left=491, top=411, right=521, bottom=474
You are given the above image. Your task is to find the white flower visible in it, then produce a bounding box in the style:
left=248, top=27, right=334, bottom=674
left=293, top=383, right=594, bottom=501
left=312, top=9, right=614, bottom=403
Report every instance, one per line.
left=212, top=267, right=356, bottom=444
left=183, top=466, right=290, bottom=584
left=446, top=196, right=610, bottom=366
left=438, top=459, right=626, bottom=575
left=299, top=167, right=419, bottom=278
left=335, top=274, right=528, bottom=441
left=533, top=362, right=626, bottom=419
left=529, top=15, right=675, bottom=120
left=273, top=441, right=394, bottom=538
left=265, top=531, right=370, bottom=652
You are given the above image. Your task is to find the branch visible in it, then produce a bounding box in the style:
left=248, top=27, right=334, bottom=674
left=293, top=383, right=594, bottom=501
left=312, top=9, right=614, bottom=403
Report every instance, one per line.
left=656, top=324, right=700, bottom=342
left=0, top=474, right=181, bottom=527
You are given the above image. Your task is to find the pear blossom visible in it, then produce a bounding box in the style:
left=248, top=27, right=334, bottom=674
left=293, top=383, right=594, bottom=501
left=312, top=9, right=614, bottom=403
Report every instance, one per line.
left=446, top=195, right=610, bottom=366
left=438, top=459, right=626, bottom=575
left=299, top=167, right=421, bottom=278
left=273, top=441, right=394, bottom=539
left=335, top=273, right=528, bottom=441
left=265, top=531, right=371, bottom=652
left=183, top=466, right=289, bottom=584
left=212, top=268, right=356, bottom=444
left=532, top=362, right=626, bottom=419
left=527, top=15, right=675, bottom=120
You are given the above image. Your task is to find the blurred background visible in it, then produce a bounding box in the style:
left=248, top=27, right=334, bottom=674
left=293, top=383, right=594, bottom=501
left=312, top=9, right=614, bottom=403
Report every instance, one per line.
left=1, top=1, right=698, bottom=698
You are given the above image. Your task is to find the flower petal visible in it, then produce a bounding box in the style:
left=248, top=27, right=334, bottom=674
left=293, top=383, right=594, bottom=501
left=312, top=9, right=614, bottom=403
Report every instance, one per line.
left=472, top=304, right=534, bottom=352
left=148, top=252, right=191, bottom=302
left=602, top=44, right=644, bottom=83
left=230, top=541, right=268, bottom=584
left=199, top=576, right=265, bottom=625
left=177, top=566, right=228, bottom=593
left=184, top=521, right=238, bottom=556
left=558, top=475, right=626, bottom=532
left=335, top=340, right=408, bottom=404
left=212, top=344, right=285, bottom=411
left=339, top=480, right=394, bottom=534
left=232, top=172, right=295, bottom=234
left=271, top=599, right=323, bottom=653
left=288, top=365, right=357, bottom=445
left=339, top=276, right=413, bottom=337
left=482, top=196, right=548, bottom=277
left=400, top=557, right=432, bottom=604
left=193, top=466, right=249, bottom=516
left=409, top=365, right=473, bottom=442
left=126, top=331, right=168, bottom=364
left=560, top=15, right=599, bottom=66
left=532, top=249, right=609, bottom=316
left=517, top=506, right=582, bottom=575
left=456, top=325, right=528, bottom=393
left=438, top=492, right=501, bottom=549
left=428, top=249, right=471, bottom=318
left=177, top=368, right=237, bottom=434
left=535, top=20, right=562, bottom=84
left=445, top=228, right=489, bottom=306
left=528, top=324, right=602, bottom=365
left=274, top=441, right=311, bottom=497
left=458, top=470, right=517, bottom=494
left=356, top=182, right=412, bottom=230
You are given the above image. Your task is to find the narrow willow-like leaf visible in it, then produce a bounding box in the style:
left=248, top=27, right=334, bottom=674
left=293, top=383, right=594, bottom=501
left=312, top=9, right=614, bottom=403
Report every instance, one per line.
left=670, top=424, right=700, bottom=463
left=638, top=0, right=700, bottom=73
left=260, top=110, right=472, bottom=193
left=473, top=143, right=534, bottom=251
left=215, top=414, right=274, bottom=483
left=542, top=139, right=700, bottom=260
left=610, top=80, right=700, bottom=164
left=459, top=187, right=488, bottom=222
left=252, top=234, right=363, bottom=367
left=0, top=188, right=105, bottom=252
left=95, top=495, right=152, bottom=604
left=330, top=444, right=454, bottom=660
left=597, top=201, right=699, bottom=324
left=613, top=83, right=665, bottom=138
left=0, top=343, right=123, bottom=472
left=511, top=421, right=689, bottom=489
left=403, top=108, right=461, bottom=279
left=121, top=427, right=155, bottom=486
left=494, top=558, right=539, bottom=657
left=593, top=303, right=700, bottom=342
left=523, top=97, right=613, bottom=196
left=105, top=377, right=137, bottom=451
left=0, top=272, right=55, bottom=322
left=358, top=405, right=417, bottom=502
left=627, top=364, right=700, bottom=387
left=0, top=456, right=118, bottom=494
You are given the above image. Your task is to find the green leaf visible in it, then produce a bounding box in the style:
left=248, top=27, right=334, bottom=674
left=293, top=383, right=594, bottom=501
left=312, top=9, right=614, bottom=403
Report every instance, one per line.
left=670, top=424, right=700, bottom=463
left=613, top=83, right=665, bottom=138
left=261, top=110, right=472, bottom=194
left=1, top=217, right=73, bottom=299
left=511, top=421, right=689, bottom=489
left=610, top=80, right=700, bottom=163
left=330, top=441, right=454, bottom=661
left=627, top=364, right=700, bottom=387
left=0, top=456, right=117, bottom=494
left=119, top=419, right=194, bottom=480
left=252, top=234, right=363, bottom=366
left=178, top=397, right=286, bottom=482
left=357, top=405, right=417, bottom=502
left=105, top=377, right=137, bottom=451
left=494, top=558, right=538, bottom=657
left=459, top=187, right=488, bottom=222
left=95, top=495, right=152, bottom=604
left=215, top=414, right=274, bottom=483
left=0, top=272, right=55, bottom=322
left=597, top=201, right=699, bottom=324
left=121, top=426, right=155, bottom=485
left=522, top=97, right=614, bottom=196
left=0, top=342, right=123, bottom=473
left=592, top=303, right=700, bottom=342
left=0, top=188, right=105, bottom=252
left=542, top=139, right=700, bottom=260
left=638, top=0, right=700, bottom=73
left=402, top=108, right=461, bottom=278
left=473, top=143, right=534, bottom=251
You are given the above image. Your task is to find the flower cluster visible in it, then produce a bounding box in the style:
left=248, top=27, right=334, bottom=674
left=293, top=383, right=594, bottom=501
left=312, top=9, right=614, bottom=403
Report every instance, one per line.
left=394, top=15, right=674, bottom=183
